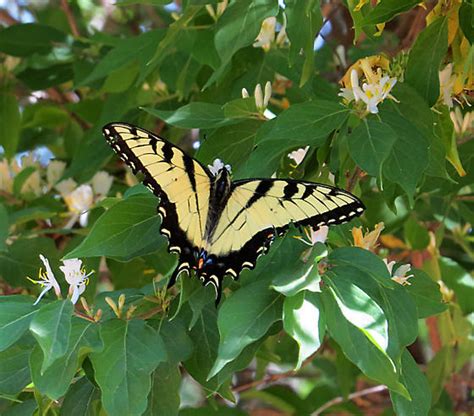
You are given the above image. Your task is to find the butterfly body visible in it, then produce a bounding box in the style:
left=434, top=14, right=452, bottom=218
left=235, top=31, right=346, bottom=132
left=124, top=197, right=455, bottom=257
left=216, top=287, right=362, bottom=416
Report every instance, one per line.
left=103, top=122, right=365, bottom=303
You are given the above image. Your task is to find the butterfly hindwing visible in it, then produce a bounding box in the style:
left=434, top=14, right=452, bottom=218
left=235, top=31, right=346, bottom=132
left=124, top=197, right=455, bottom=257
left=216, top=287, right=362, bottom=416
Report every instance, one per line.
left=206, top=179, right=364, bottom=276
left=103, top=122, right=212, bottom=280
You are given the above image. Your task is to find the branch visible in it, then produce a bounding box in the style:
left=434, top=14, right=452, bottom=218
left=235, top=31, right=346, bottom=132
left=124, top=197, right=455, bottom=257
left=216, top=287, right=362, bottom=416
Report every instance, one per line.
left=60, top=0, right=80, bottom=37
left=233, top=351, right=319, bottom=393
left=0, top=8, right=19, bottom=25
left=346, top=166, right=363, bottom=193
left=312, top=385, right=388, bottom=415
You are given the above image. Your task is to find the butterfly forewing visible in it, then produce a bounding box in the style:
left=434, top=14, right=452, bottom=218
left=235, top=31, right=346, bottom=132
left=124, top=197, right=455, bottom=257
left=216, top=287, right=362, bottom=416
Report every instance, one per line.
left=102, top=122, right=212, bottom=264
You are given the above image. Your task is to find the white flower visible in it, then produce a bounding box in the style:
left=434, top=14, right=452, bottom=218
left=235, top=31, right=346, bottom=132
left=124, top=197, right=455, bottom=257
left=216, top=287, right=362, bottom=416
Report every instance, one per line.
left=439, top=64, right=455, bottom=108
left=253, top=17, right=276, bottom=50
left=91, top=171, right=113, bottom=197
left=64, top=184, right=94, bottom=227
left=384, top=259, right=413, bottom=286
left=46, top=160, right=66, bottom=188
left=60, top=258, right=93, bottom=304
left=300, top=225, right=329, bottom=246
left=450, top=107, right=473, bottom=136
left=28, top=255, right=62, bottom=305
left=208, top=158, right=232, bottom=176
left=339, top=68, right=397, bottom=114
left=243, top=82, right=272, bottom=113
left=55, top=178, right=77, bottom=196
left=288, top=146, right=309, bottom=166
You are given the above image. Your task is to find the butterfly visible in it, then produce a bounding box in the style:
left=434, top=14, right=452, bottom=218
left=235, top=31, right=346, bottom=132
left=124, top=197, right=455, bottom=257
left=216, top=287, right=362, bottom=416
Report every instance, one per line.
left=103, top=122, right=365, bottom=303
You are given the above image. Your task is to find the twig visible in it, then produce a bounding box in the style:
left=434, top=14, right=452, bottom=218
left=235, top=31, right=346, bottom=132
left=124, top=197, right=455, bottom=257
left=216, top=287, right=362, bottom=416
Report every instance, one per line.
left=60, top=0, right=80, bottom=37
left=233, top=350, right=319, bottom=393
left=346, top=166, right=363, bottom=192
left=312, top=385, right=388, bottom=415
left=0, top=8, right=19, bottom=25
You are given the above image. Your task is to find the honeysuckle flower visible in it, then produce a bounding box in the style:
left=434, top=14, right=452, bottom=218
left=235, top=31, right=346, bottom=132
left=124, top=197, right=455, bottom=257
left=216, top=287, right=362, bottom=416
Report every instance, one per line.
left=253, top=16, right=287, bottom=51
left=299, top=225, right=329, bottom=246
left=21, top=170, right=42, bottom=197
left=450, top=107, right=473, bottom=136
left=46, top=160, right=66, bottom=188
left=55, top=178, right=77, bottom=196
left=208, top=158, right=232, bottom=176
left=288, top=146, right=309, bottom=166
left=60, top=258, right=93, bottom=304
left=439, top=63, right=455, bottom=108
left=383, top=259, right=413, bottom=286
left=254, top=17, right=276, bottom=50
left=91, top=171, right=113, bottom=197
left=28, top=255, right=62, bottom=305
left=0, top=160, right=13, bottom=193
left=352, top=222, right=385, bottom=251
left=64, top=184, right=94, bottom=227
left=242, top=82, right=272, bottom=114
left=205, top=0, right=227, bottom=21
left=339, top=56, right=397, bottom=114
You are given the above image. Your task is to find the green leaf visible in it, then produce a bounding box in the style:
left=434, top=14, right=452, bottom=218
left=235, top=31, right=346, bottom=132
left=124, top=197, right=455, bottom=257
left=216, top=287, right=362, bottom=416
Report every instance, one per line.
left=159, top=318, right=194, bottom=364
left=144, top=362, right=181, bottom=416
left=197, top=120, right=263, bottom=175
left=388, top=84, right=449, bottom=179
left=0, top=203, right=8, bottom=252
left=338, top=265, right=418, bottom=361
left=440, top=257, right=474, bottom=315
left=283, top=291, right=325, bottom=369
left=361, top=0, right=420, bottom=25
left=390, top=349, right=431, bottom=416
left=214, top=0, right=279, bottom=64
left=29, top=300, right=73, bottom=372
left=405, top=17, right=449, bottom=107
left=328, top=247, right=393, bottom=288
left=0, top=93, right=21, bottom=159
left=324, top=270, right=389, bottom=353
left=65, top=195, right=165, bottom=261
left=208, top=280, right=283, bottom=379
left=16, top=63, right=73, bottom=91
left=142, top=102, right=235, bottom=129
left=0, top=338, right=33, bottom=396
left=404, top=216, right=430, bottom=250
left=2, top=399, right=37, bottom=416
left=271, top=240, right=325, bottom=297
left=245, top=100, right=350, bottom=176
left=0, top=237, right=58, bottom=287
left=459, top=0, right=474, bottom=43
left=90, top=319, right=166, bottom=416
left=222, top=98, right=259, bottom=120
left=0, top=296, right=37, bottom=352
left=426, top=345, right=454, bottom=405
left=0, top=23, right=66, bottom=57
left=285, top=0, right=322, bottom=86
left=348, top=118, right=397, bottom=177
left=406, top=270, right=446, bottom=318
left=60, top=377, right=100, bottom=416
left=30, top=318, right=102, bottom=400
left=380, top=109, right=429, bottom=201
left=322, top=287, right=409, bottom=398
left=80, top=29, right=165, bottom=86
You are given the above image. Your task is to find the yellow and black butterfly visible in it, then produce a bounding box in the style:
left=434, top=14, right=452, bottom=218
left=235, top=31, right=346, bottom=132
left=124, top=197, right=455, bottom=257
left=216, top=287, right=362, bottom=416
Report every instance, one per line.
left=103, top=122, right=365, bottom=303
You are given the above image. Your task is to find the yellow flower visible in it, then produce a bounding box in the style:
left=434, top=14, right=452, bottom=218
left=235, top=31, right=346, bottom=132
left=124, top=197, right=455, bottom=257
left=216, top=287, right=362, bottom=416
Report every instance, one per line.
left=352, top=222, right=385, bottom=251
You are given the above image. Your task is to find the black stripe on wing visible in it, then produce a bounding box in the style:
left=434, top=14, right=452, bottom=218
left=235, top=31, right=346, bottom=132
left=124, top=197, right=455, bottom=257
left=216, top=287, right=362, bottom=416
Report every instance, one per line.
left=206, top=178, right=365, bottom=281
left=102, top=122, right=209, bottom=283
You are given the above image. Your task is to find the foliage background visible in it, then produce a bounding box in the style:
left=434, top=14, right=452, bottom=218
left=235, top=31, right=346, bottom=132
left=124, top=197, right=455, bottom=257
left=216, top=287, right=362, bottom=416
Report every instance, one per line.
left=0, top=0, right=473, bottom=415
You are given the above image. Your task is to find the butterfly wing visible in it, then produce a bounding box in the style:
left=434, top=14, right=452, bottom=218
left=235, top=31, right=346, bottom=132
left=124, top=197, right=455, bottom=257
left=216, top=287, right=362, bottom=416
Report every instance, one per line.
left=202, top=179, right=365, bottom=289
left=103, top=122, right=212, bottom=283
